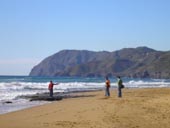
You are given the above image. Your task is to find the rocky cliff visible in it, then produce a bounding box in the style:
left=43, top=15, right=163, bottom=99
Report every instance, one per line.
left=29, top=47, right=170, bottom=78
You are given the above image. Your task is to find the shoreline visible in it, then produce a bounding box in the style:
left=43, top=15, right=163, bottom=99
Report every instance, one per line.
left=1, top=87, right=170, bottom=128
left=0, top=89, right=102, bottom=115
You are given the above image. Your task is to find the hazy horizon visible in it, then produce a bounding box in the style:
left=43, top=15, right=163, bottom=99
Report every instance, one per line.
left=0, top=0, right=170, bottom=75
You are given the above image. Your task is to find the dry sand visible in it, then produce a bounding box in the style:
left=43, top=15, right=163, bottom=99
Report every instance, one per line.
left=1, top=88, right=170, bottom=128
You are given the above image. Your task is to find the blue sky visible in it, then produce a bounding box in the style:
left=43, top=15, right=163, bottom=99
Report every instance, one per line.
left=0, top=0, right=170, bottom=75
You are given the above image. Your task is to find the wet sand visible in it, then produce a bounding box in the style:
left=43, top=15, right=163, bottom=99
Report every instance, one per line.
left=1, top=88, right=170, bottom=128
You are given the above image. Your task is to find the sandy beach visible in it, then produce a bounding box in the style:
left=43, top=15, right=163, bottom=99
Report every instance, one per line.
left=1, top=88, right=170, bottom=128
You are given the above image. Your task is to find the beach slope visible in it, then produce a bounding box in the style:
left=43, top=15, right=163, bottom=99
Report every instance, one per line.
left=1, top=88, right=170, bottom=128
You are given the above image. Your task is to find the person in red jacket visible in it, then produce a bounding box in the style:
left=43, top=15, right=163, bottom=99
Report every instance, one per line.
left=105, top=76, right=110, bottom=97
left=48, top=81, right=58, bottom=97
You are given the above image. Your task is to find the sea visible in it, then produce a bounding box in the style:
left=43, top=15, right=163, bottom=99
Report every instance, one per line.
left=1, top=75, right=170, bottom=114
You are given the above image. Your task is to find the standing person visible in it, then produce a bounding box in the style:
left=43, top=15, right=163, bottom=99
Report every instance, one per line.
left=105, top=76, right=110, bottom=97
left=117, top=76, right=123, bottom=97
left=48, top=81, right=58, bottom=97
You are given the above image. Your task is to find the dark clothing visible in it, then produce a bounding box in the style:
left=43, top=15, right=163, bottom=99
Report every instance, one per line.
left=105, top=87, right=110, bottom=96
left=118, top=86, right=122, bottom=97
left=49, top=89, right=53, bottom=97
left=117, top=78, right=123, bottom=97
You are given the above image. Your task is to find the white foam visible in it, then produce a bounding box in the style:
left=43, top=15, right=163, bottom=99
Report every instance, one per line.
left=1, top=80, right=170, bottom=101
left=124, top=80, right=170, bottom=88
left=1, top=78, right=170, bottom=114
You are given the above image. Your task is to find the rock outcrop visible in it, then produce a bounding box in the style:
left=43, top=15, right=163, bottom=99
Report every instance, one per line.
left=29, top=47, right=170, bottom=79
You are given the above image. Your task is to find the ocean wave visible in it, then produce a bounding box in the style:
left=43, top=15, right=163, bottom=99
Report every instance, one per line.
left=125, top=80, right=170, bottom=87
left=0, top=79, right=170, bottom=101
left=1, top=76, right=170, bottom=114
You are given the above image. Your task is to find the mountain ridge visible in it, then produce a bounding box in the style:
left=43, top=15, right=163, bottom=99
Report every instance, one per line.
left=29, top=47, right=170, bottom=78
